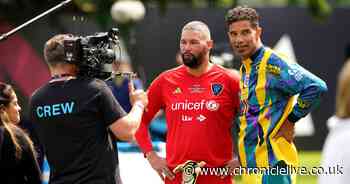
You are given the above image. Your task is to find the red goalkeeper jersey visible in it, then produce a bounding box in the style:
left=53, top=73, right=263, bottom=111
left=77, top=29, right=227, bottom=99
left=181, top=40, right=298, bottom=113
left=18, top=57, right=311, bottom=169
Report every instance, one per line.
left=135, top=65, right=240, bottom=183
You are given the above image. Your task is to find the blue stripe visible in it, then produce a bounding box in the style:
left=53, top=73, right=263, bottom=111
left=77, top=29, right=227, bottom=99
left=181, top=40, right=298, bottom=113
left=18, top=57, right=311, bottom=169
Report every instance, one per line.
left=267, top=137, right=277, bottom=166
left=244, top=66, right=259, bottom=168
left=244, top=117, right=258, bottom=168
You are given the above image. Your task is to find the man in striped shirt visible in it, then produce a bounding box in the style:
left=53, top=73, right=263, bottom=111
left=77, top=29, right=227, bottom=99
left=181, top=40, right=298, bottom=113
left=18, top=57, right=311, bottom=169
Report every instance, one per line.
left=225, top=6, right=327, bottom=184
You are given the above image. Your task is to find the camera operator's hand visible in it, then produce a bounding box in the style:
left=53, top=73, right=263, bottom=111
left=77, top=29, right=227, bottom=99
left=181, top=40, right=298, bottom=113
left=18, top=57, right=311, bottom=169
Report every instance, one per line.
left=109, top=82, right=148, bottom=142
left=129, top=82, right=148, bottom=108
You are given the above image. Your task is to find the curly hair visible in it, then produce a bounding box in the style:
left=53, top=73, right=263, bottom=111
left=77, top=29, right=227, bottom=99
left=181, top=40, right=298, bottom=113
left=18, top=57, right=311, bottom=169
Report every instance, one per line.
left=225, top=6, right=260, bottom=28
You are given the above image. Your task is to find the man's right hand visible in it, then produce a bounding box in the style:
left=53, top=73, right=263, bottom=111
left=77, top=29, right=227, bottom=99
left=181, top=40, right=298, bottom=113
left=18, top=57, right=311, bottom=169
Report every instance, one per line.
left=129, top=82, right=148, bottom=108
left=146, top=151, right=175, bottom=181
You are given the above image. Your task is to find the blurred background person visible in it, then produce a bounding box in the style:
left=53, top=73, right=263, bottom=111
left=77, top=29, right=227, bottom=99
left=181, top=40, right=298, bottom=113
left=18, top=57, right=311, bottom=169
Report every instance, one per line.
left=0, top=82, right=41, bottom=184
left=105, top=60, right=146, bottom=164
left=319, top=59, right=350, bottom=184
left=175, top=51, right=183, bottom=66
left=106, top=56, right=169, bottom=143
left=107, top=60, right=144, bottom=113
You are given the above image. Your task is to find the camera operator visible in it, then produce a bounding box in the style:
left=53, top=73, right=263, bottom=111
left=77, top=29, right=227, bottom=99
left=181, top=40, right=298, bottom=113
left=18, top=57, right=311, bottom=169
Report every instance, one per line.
left=29, top=34, right=148, bottom=184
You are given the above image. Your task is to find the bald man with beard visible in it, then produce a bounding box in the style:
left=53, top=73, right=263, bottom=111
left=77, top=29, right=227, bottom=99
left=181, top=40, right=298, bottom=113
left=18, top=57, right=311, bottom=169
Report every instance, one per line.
left=135, top=21, right=240, bottom=184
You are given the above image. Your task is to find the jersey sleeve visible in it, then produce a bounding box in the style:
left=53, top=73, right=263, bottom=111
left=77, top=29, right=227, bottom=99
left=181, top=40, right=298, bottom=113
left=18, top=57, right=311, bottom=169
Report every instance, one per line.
left=274, top=60, right=328, bottom=123
left=135, top=74, right=165, bottom=154
left=99, top=82, right=127, bottom=126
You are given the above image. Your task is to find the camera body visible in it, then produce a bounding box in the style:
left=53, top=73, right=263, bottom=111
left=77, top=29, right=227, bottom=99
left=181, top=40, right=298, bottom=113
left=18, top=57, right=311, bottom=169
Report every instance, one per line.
left=63, top=28, right=120, bottom=79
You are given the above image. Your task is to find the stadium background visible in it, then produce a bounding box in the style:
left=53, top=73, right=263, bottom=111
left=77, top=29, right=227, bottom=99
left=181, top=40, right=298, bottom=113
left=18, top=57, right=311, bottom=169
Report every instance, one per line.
left=1, top=4, right=349, bottom=184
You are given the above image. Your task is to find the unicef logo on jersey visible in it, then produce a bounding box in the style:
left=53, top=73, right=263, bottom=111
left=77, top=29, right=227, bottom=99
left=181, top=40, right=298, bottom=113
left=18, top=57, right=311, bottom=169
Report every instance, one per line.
left=206, top=100, right=219, bottom=111
left=171, top=100, right=219, bottom=111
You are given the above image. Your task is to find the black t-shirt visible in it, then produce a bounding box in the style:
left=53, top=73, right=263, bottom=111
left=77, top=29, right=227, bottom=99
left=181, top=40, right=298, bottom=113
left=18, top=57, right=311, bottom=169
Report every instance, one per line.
left=30, top=78, right=126, bottom=184
left=0, top=126, right=42, bottom=184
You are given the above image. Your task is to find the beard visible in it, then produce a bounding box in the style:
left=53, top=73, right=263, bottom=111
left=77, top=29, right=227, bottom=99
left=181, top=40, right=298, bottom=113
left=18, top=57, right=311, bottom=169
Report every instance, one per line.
left=181, top=53, right=202, bottom=69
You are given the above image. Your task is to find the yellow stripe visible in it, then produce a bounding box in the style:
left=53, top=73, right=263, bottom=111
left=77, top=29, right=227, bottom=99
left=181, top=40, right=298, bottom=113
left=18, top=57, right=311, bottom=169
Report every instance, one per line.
left=255, top=49, right=271, bottom=106
left=269, top=96, right=299, bottom=166
left=238, top=116, right=248, bottom=167
left=255, top=100, right=272, bottom=168
left=267, top=49, right=298, bottom=167
left=255, top=49, right=272, bottom=168
left=238, top=60, right=251, bottom=167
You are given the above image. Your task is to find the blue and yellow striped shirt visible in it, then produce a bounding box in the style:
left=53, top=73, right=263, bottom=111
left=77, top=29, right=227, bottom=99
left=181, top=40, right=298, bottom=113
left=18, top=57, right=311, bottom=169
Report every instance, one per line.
left=237, top=46, right=327, bottom=168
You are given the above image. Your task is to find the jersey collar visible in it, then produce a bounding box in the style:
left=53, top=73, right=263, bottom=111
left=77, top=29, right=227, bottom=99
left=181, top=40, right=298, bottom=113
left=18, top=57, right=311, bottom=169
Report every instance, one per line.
left=242, top=46, right=265, bottom=66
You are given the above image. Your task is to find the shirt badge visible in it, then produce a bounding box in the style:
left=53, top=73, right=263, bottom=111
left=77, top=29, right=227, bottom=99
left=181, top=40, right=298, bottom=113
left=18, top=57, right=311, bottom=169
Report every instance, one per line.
left=243, top=75, right=249, bottom=88
left=211, top=83, right=223, bottom=96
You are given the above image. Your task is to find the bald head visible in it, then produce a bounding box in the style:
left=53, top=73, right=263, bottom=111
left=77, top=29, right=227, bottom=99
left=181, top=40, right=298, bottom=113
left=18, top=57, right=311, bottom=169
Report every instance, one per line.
left=179, top=21, right=213, bottom=69
left=182, top=21, right=211, bottom=40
